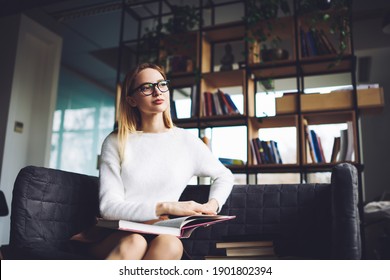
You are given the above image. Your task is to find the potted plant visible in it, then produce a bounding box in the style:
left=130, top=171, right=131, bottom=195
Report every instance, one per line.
left=163, top=5, right=201, bottom=73
left=163, top=5, right=200, bottom=35
left=139, top=4, right=201, bottom=70
left=244, top=0, right=291, bottom=64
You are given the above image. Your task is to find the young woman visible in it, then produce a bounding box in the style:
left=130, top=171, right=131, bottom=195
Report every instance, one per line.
left=91, top=63, right=234, bottom=260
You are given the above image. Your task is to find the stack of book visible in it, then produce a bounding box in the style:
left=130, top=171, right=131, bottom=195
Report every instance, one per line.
left=332, top=121, right=354, bottom=162
left=218, top=157, right=245, bottom=166
left=250, top=138, right=283, bottom=165
left=205, top=240, right=277, bottom=260
left=304, top=118, right=354, bottom=164
left=303, top=118, right=326, bottom=163
left=300, top=27, right=337, bottom=58
left=201, top=89, right=240, bottom=117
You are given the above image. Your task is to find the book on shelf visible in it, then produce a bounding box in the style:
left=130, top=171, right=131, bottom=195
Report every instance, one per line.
left=339, top=128, right=348, bottom=162
left=250, top=138, right=261, bottom=164
left=223, top=92, right=240, bottom=114
left=330, top=136, right=341, bottom=163
left=201, top=89, right=240, bottom=117
left=190, top=84, right=198, bottom=118
left=216, top=240, right=274, bottom=249
left=316, top=135, right=327, bottom=163
left=170, top=99, right=177, bottom=120
left=301, top=28, right=337, bottom=58
left=271, top=140, right=283, bottom=164
left=303, top=118, right=317, bottom=163
left=345, top=121, right=354, bottom=161
left=251, top=138, right=283, bottom=164
left=300, top=27, right=309, bottom=58
left=96, top=215, right=236, bottom=239
left=319, top=29, right=337, bottom=54
left=306, top=29, right=318, bottom=56
left=339, top=121, right=354, bottom=162
left=310, top=130, right=325, bottom=163
left=217, top=89, right=234, bottom=115
left=311, top=29, right=330, bottom=55
left=210, top=238, right=277, bottom=259
left=219, top=158, right=245, bottom=166
left=226, top=246, right=275, bottom=257
left=264, top=140, right=276, bottom=164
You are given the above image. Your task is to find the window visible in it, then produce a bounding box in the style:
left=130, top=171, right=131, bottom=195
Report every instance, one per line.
left=50, top=69, right=115, bottom=176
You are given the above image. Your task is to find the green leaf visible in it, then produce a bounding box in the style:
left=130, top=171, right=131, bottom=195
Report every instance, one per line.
left=323, top=14, right=330, bottom=21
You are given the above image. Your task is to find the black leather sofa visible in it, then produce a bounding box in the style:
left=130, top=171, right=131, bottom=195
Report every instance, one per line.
left=1, top=163, right=361, bottom=259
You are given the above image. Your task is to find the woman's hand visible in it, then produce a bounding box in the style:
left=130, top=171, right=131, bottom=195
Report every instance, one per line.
left=201, top=198, right=219, bottom=215
left=156, top=199, right=219, bottom=217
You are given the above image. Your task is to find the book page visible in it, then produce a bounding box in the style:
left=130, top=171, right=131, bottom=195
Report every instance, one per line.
left=154, top=216, right=189, bottom=228
left=154, top=215, right=232, bottom=228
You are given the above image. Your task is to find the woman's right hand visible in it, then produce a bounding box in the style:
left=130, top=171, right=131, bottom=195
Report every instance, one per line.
left=156, top=201, right=215, bottom=217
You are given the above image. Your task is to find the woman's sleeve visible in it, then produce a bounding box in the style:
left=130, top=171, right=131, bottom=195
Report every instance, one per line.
left=191, top=136, right=234, bottom=212
left=99, top=134, right=158, bottom=221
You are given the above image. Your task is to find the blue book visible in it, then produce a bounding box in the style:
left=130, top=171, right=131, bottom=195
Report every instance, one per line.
left=306, top=30, right=318, bottom=56
left=310, top=130, right=323, bottom=163
left=224, top=93, right=240, bottom=114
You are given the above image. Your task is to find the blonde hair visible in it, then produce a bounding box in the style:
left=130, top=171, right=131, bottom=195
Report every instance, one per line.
left=118, top=63, right=174, bottom=162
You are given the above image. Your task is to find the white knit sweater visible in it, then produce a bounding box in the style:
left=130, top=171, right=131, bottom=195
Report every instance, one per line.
left=99, top=127, right=234, bottom=222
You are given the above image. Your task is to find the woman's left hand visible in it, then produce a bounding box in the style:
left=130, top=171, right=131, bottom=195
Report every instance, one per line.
left=201, top=199, right=219, bottom=215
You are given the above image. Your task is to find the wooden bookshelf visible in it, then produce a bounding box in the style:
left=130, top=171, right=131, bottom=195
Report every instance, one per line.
left=117, top=0, right=384, bottom=182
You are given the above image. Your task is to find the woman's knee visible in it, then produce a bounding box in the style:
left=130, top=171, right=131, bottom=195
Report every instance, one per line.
left=152, top=235, right=183, bottom=258
left=117, top=234, right=148, bottom=258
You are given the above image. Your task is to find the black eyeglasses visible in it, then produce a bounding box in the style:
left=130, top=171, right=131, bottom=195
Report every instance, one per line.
left=132, top=80, right=170, bottom=96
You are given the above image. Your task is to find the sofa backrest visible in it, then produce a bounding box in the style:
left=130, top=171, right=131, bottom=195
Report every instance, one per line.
left=10, top=166, right=99, bottom=252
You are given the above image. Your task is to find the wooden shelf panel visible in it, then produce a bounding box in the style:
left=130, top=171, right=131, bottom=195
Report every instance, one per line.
left=247, top=164, right=301, bottom=173
left=199, top=114, right=247, bottom=128
left=357, top=87, right=385, bottom=110
left=202, top=69, right=245, bottom=88
left=300, top=91, right=353, bottom=112
left=247, top=162, right=361, bottom=174
left=249, top=55, right=354, bottom=79
left=249, top=115, right=298, bottom=129
left=169, top=73, right=197, bottom=88
left=302, top=110, right=355, bottom=125
left=173, top=118, right=199, bottom=129
left=275, top=88, right=385, bottom=115
left=301, top=88, right=384, bottom=113
left=276, top=94, right=298, bottom=115
left=203, top=21, right=246, bottom=43
left=249, top=62, right=297, bottom=79
left=299, top=56, right=353, bottom=75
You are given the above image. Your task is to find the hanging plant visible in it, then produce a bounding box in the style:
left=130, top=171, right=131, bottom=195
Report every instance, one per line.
left=160, top=5, right=202, bottom=73
left=298, top=0, right=351, bottom=66
left=138, top=4, right=201, bottom=65
left=163, top=5, right=201, bottom=34
left=138, top=20, right=163, bottom=64
left=244, top=0, right=291, bottom=63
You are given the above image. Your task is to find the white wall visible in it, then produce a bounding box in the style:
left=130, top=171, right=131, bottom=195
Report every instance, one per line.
left=0, top=14, right=62, bottom=245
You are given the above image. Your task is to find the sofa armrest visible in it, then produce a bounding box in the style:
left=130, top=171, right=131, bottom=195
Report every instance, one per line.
left=331, top=163, right=361, bottom=259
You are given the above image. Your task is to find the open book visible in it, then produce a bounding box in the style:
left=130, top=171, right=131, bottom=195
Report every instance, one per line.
left=96, top=215, right=236, bottom=238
